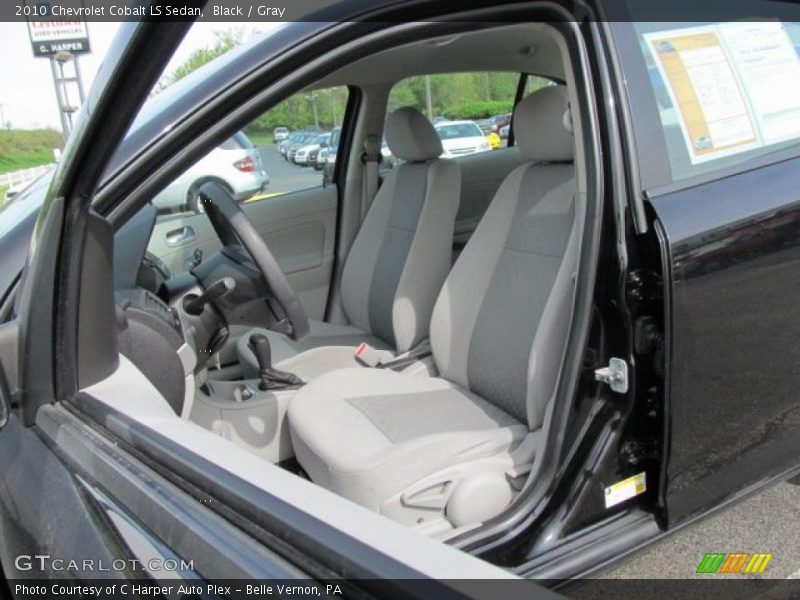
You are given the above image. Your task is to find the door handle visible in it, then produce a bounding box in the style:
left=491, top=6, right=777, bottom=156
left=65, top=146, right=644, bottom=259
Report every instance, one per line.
left=165, top=226, right=196, bottom=247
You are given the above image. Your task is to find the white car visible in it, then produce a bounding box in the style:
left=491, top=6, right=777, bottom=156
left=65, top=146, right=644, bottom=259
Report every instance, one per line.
left=273, top=127, right=289, bottom=142
left=152, top=131, right=269, bottom=213
left=315, top=147, right=328, bottom=170
left=433, top=120, right=492, bottom=158
left=293, top=133, right=329, bottom=166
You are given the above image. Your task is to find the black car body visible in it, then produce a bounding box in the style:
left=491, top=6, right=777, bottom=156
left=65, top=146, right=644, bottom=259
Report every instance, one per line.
left=0, top=0, right=799, bottom=594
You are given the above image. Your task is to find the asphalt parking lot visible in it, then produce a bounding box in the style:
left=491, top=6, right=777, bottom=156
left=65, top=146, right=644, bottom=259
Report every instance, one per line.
left=568, top=479, right=800, bottom=599
left=257, top=144, right=325, bottom=195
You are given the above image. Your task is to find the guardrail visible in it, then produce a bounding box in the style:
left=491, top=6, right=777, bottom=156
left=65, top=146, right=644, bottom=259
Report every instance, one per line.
left=0, top=164, right=56, bottom=190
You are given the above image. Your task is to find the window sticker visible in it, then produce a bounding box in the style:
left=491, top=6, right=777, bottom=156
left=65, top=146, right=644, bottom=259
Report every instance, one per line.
left=718, top=22, right=800, bottom=145
left=644, top=22, right=800, bottom=164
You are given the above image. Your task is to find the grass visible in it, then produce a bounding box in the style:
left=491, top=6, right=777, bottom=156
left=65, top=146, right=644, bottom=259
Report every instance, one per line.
left=0, top=185, right=7, bottom=208
left=246, top=131, right=274, bottom=146
left=0, top=129, right=63, bottom=175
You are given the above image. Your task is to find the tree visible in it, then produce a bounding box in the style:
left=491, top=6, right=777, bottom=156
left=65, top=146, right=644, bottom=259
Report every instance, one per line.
left=153, top=28, right=248, bottom=92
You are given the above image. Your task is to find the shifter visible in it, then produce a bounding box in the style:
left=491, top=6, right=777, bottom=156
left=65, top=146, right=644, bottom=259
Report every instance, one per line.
left=248, top=333, right=304, bottom=390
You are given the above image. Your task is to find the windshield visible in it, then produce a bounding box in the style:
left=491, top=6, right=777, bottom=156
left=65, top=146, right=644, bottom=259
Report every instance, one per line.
left=0, top=172, right=52, bottom=238
left=435, top=123, right=483, bottom=140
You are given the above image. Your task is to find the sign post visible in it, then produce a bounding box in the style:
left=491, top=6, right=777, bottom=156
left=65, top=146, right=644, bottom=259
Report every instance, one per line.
left=25, top=1, right=91, bottom=139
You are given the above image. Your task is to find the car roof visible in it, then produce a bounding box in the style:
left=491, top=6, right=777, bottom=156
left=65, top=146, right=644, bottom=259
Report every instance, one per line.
left=435, top=120, right=480, bottom=127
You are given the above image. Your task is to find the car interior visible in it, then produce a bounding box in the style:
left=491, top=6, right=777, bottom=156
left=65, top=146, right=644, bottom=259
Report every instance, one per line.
left=81, top=21, right=597, bottom=543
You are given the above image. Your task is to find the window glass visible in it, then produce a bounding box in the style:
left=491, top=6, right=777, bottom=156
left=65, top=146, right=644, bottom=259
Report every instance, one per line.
left=150, top=85, right=348, bottom=215
left=524, top=74, right=558, bottom=96
left=385, top=72, right=522, bottom=161
left=633, top=21, right=800, bottom=182
left=435, top=122, right=484, bottom=139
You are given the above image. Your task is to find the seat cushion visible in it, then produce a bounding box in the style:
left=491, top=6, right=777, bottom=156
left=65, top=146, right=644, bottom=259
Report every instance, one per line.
left=237, top=319, right=391, bottom=379
left=288, top=368, right=528, bottom=512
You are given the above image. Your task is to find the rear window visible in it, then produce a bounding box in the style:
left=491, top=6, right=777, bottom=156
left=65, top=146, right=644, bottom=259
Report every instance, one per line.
left=633, top=20, right=800, bottom=182
left=219, top=132, right=254, bottom=150
left=435, top=123, right=483, bottom=139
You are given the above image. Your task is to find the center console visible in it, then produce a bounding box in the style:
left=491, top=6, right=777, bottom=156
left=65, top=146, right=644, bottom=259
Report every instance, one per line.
left=188, top=378, right=298, bottom=464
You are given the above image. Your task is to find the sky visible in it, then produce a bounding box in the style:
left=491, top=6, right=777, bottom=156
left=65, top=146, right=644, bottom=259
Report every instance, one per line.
left=0, top=22, right=279, bottom=130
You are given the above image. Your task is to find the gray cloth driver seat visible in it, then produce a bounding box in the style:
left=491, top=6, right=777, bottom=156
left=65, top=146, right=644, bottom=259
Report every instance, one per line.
left=238, top=106, right=460, bottom=381
left=288, top=86, right=581, bottom=531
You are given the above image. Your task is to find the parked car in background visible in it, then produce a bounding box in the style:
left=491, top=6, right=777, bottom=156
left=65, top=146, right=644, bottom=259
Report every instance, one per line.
left=499, top=123, right=510, bottom=138
left=285, top=132, right=317, bottom=162
left=294, top=133, right=330, bottom=166
left=322, top=127, right=341, bottom=185
left=279, top=131, right=306, bottom=158
left=273, top=127, right=289, bottom=142
left=152, top=131, right=269, bottom=213
left=315, top=147, right=327, bottom=170
left=307, top=132, right=332, bottom=166
left=493, top=113, right=512, bottom=133
left=434, top=120, right=492, bottom=157
left=479, top=113, right=512, bottom=135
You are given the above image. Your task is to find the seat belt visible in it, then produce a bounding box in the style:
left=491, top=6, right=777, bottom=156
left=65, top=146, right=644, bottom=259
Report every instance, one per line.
left=354, top=339, right=432, bottom=370
left=360, top=134, right=382, bottom=220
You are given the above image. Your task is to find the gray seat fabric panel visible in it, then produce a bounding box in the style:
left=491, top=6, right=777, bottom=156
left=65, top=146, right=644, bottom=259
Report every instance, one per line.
left=429, top=165, right=528, bottom=390
left=288, top=368, right=527, bottom=511
left=340, top=169, right=397, bottom=334
left=348, top=388, right=521, bottom=444
left=467, top=165, right=575, bottom=424
left=367, top=162, right=430, bottom=346
left=237, top=319, right=390, bottom=379
left=392, top=159, right=460, bottom=352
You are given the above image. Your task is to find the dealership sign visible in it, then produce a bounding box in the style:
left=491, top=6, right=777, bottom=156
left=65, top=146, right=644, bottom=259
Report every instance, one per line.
left=25, top=2, right=90, bottom=57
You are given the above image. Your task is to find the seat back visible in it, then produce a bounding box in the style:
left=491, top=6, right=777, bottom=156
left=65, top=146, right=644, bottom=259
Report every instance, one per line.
left=430, top=87, right=579, bottom=430
left=341, top=107, right=460, bottom=353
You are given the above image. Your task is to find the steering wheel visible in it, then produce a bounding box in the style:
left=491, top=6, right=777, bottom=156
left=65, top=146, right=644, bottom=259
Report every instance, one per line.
left=198, top=181, right=310, bottom=341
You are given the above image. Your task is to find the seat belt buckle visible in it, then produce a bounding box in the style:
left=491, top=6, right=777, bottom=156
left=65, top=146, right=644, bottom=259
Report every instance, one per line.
left=354, top=343, right=394, bottom=367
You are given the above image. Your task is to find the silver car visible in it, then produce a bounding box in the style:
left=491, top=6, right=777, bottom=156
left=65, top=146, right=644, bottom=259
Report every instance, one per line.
left=294, top=133, right=329, bottom=166
left=152, top=131, right=269, bottom=213
left=273, top=127, right=289, bottom=142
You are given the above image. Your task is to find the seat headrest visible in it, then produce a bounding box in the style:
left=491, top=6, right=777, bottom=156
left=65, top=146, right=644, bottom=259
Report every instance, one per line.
left=513, top=86, right=574, bottom=163
left=385, top=107, right=443, bottom=162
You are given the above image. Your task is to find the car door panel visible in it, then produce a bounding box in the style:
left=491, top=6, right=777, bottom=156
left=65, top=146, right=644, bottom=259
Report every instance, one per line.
left=148, top=186, right=337, bottom=320
left=649, top=156, right=800, bottom=524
